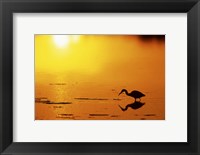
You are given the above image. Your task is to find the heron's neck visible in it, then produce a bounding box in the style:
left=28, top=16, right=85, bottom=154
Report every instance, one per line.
left=123, top=89, right=129, bottom=95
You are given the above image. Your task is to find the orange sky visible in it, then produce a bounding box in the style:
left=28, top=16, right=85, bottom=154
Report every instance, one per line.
left=35, top=35, right=165, bottom=92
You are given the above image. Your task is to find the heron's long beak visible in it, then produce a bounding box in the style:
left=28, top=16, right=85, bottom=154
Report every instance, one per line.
left=118, top=92, right=122, bottom=96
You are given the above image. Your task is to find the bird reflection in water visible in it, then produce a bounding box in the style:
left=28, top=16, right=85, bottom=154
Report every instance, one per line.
left=119, top=101, right=145, bottom=111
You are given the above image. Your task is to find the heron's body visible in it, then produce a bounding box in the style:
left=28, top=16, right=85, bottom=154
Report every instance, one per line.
left=119, top=89, right=145, bottom=101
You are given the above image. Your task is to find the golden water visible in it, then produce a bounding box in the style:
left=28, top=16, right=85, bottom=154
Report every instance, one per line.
left=35, top=75, right=164, bottom=120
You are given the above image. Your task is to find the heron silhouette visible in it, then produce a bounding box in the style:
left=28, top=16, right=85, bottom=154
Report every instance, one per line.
left=119, top=101, right=145, bottom=111
left=118, top=89, right=145, bottom=101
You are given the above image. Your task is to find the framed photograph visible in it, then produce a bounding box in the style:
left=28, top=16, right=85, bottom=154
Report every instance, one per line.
left=0, top=0, right=199, bottom=154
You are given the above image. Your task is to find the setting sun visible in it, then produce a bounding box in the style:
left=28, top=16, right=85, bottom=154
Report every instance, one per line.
left=53, top=35, right=70, bottom=47
left=53, top=35, right=80, bottom=48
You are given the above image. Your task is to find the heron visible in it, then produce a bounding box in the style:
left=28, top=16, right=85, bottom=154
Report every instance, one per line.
left=118, top=89, right=145, bottom=101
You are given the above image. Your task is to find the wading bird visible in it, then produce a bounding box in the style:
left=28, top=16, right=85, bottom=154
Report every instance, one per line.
left=118, top=89, right=145, bottom=101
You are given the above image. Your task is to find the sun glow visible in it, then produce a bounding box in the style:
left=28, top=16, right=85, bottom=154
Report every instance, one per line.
left=53, top=35, right=70, bottom=47
left=53, top=35, right=80, bottom=48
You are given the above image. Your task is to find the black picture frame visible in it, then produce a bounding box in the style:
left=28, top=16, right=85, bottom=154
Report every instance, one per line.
left=0, top=0, right=199, bottom=154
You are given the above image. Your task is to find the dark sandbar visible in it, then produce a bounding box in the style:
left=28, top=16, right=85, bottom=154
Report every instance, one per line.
left=89, top=114, right=109, bottom=116
left=74, top=98, right=108, bottom=101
